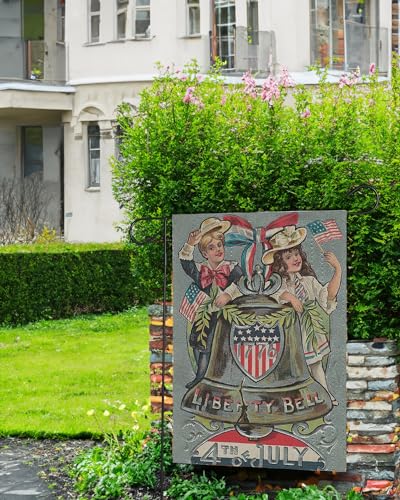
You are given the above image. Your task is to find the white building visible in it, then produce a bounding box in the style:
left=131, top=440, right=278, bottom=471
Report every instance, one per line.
left=0, top=0, right=395, bottom=242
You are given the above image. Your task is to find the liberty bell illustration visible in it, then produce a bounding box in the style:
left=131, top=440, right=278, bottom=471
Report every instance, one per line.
left=181, top=217, right=333, bottom=439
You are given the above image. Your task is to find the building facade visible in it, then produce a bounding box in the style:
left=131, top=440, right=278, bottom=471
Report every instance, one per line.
left=0, top=0, right=394, bottom=242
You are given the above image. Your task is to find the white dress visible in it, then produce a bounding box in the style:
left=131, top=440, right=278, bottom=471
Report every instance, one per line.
left=271, top=273, right=337, bottom=364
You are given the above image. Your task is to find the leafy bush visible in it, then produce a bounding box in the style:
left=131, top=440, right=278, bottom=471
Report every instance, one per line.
left=0, top=243, right=136, bottom=325
left=73, top=424, right=363, bottom=499
left=72, top=420, right=175, bottom=499
left=167, top=471, right=229, bottom=500
left=275, top=485, right=362, bottom=499
left=112, top=60, right=400, bottom=340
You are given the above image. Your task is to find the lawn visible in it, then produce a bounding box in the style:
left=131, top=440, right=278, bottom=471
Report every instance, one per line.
left=0, top=307, right=150, bottom=438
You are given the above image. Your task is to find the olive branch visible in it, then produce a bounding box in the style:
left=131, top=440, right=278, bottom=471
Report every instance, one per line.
left=193, top=296, right=297, bottom=349
left=193, top=285, right=218, bottom=348
left=301, top=301, right=330, bottom=353
left=255, top=307, right=295, bottom=330
left=221, top=305, right=256, bottom=325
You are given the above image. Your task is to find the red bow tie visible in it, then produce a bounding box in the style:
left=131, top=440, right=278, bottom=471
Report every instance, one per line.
left=200, top=264, right=230, bottom=289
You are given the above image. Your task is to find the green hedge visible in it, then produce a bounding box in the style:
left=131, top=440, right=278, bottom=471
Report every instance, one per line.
left=112, top=60, right=400, bottom=341
left=0, top=243, right=136, bottom=325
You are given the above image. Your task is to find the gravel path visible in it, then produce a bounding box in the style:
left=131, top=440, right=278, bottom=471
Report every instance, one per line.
left=0, top=437, right=95, bottom=499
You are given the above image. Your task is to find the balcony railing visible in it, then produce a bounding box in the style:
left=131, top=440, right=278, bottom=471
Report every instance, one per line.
left=310, top=23, right=389, bottom=75
left=210, top=28, right=274, bottom=76
left=0, top=37, right=66, bottom=82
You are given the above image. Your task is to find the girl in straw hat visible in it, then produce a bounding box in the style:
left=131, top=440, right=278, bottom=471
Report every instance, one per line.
left=179, top=217, right=243, bottom=389
left=263, top=225, right=342, bottom=405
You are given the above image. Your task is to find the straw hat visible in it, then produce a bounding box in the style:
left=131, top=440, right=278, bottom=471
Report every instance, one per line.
left=198, top=217, right=231, bottom=236
left=262, top=225, right=307, bottom=265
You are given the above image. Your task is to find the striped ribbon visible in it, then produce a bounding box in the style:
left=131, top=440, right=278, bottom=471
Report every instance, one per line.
left=294, top=276, right=308, bottom=301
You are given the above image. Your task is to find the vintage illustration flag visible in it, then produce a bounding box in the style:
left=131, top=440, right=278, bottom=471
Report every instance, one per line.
left=179, top=283, right=208, bottom=323
left=173, top=210, right=347, bottom=473
left=306, top=219, right=343, bottom=244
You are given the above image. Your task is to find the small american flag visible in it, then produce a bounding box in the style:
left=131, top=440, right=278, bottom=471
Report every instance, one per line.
left=307, top=219, right=343, bottom=245
left=179, top=283, right=208, bottom=323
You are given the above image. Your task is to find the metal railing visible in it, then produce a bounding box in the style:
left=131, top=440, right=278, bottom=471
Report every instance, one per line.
left=210, top=28, right=274, bottom=76
left=310, top=23, right=389, bottom=75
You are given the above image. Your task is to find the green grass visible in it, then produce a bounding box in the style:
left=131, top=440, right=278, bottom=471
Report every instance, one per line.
left=0, top=241, right=125, bottom=253
left=0, top=308, right=150, bottom=438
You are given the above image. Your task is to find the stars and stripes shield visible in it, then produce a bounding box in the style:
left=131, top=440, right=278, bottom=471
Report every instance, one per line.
left=230, top=322, right=284, bottom=381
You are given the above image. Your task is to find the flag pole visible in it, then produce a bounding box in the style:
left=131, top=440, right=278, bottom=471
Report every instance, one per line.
left=128, top=216, right=169, bottom=500
left=315, top=240, right=324, bottom=253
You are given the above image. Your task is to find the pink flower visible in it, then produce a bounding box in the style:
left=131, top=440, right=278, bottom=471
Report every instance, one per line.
left=196, top=74, right=204, bottom=83
left=242, top=71, right=257, bottom=98
left=183, top=87, right=195, bottom=103
left=278, top=66, right=295, bottom=88
left=179, top=74, right=188, bottom=81
left=338, top=72, right=359, bottom=88
left=301, top=108, right=311, bottom=119
left=369, top=63, right=376, bottom=75
left=182, top=87, right=204, bottom=109
left=261, top=76, right=280, bottom=104
left=221, top=94, right=227, bottom=105
left=338, top=74, right=351, bottom=88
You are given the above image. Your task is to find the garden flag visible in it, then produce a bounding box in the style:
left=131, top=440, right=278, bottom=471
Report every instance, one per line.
left=173, top=210, right=347, bottom=473
left=306, top=219, right=343, bottom=244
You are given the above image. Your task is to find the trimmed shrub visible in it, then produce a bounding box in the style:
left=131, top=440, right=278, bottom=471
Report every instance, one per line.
left=112, top=60, right=400, bottom=340
left=0, top=243, right=136, bottom=325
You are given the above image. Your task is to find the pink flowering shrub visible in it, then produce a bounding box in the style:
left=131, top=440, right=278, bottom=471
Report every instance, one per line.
left=113, top=58, right=400, bottom=340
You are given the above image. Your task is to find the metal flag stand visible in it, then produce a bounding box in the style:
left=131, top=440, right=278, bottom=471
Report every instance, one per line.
left=128, top=216, right=169, bottom=499
left=125, top=183, right=379, bottom=499
left=347, top=184, right=380, bottom=215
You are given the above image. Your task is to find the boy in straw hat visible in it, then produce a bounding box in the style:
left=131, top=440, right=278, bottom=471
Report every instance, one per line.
left=179, top=217, right=243, bottom=389
left=263, top=225, right=342, bottom=405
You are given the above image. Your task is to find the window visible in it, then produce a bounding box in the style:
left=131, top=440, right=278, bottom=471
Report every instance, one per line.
left=116, top=0, right=128, bottom=39
left=310, top=0, right=385, bottom=74
left=22, top=127, right=43, bottom=178
left=114, top=0, right=151, bottom=40
left=213, top=0, right=236, bottom=70
left=247, top=0, right=258, bottom=45
left=89, top=0, right=100, bottom=43
left=135, top=0, right=150, bottom=38
left=57, top=0, right=65, bottom=42
left=88, top=124, right=100, bottom=187
left=187, top=0, right=200, bottom=36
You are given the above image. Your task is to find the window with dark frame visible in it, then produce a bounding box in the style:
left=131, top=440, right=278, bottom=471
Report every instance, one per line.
left=22, top=126, right=43, bottom=178
left=89, top=0, right=100, bottom=43
left=88, top=124, right=100, bottom=188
